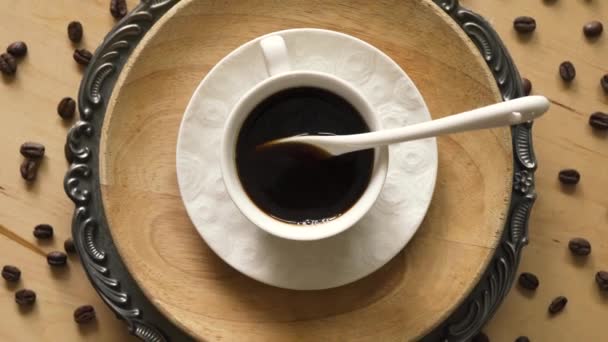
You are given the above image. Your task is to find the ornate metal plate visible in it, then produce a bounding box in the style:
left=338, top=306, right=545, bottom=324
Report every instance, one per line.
left=64, top=1, right=536, bottom=341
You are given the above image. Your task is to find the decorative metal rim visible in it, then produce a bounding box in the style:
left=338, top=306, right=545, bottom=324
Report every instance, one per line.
left=64, top=1, right=536, bottom=341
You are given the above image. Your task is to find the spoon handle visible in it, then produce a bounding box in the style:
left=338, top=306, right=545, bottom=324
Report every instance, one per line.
left=300, top=95, right=550, bottom=155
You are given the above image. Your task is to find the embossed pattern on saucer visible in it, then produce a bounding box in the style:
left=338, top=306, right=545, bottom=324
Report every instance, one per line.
left=176, top=28, right=438, bottom=290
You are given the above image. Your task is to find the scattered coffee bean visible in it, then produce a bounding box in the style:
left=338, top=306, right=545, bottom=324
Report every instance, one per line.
left=568, top=237, right=591, bottom=256
left=47, top=251, right=67, bottom=266
left=514, top=16, right=536, bottom=33
left=20, top=159, right=40, bottom=182
left=515, top=337, right=530, bottom=342
left=559, top=61, right=576, bottom=82
left=2, top=265, right=21, bottom=282
left=583, top=21, right=603, bottom=38
left=74, top=305, right=96, bottom=324
left=522, top=78, right=532, bottom=96
left=558, top=169, right=581, bottom=185
left=0, top=52, right=17, bottom=75
left=518, top=272, right=539, bottom=290
left=589, top=112, right=608, bottom=130
left=110, top=0, right=128, bottom=19
left=33, top=224, right=54, bottom=239
left=601, top=74, right=608, bottom=93
left=548, top=296, right=567, bottom=315
left=7, top=41, right=27, bottom=57
left=67, top=21, right=83, bottom=43
left=73, top=48, right=92, bottom=66
left=558, top=169, right=580, bottom=185
left=472, top=332, right=490, bottom=342
left=20, top=142, right=45, bottom=159
left=64, top=238, right=76, bottom=254
left=596, top=271, right=608, bottom=291
left=57, top=97, right=76, bottom=120
left=15, top=289, right=36, bottom=306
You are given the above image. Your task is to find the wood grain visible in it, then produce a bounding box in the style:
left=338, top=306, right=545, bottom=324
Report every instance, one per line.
left=100, top=0, right=511, bottom=340
left=0, top=0, right=605, bottom=341
left=460, top=1, right=608, bottom=341
left=0, top=1, right=139, bottom=341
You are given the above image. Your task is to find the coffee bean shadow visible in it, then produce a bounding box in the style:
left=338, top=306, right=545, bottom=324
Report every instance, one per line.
left=49, top=264, right=71, bottom=280
left=517, top=286, right=537, bottom=299
left=4, top=281, right=19, bottom=291
left=584, top=35, right=602, bottom=44
left=67, top=252, right=79, bottom=261
left=598, top=290, right=608, bottom=303
left=36, top=238, right=56, bottom=246
left=514, top=32, right=536, bottom=44
left=558, top=79, right=576, bottom=91
left=77, top=319, right=99, bottom=336
left=590, top=128, right=608, bottom=139
left=25, top=178, right=40, bottom=193
left=543, top=0, right=559, bottom=5
left=1, top=74, right=16, bottom=84
left=61, top=117, right=75, bottom=128
left=580, top=0, right=599, bottom=7
left=18, top=303, right=37, bottom=315
left=570, top=254, right=589, bottom=268
left=559, top=183, right=578, bottom=195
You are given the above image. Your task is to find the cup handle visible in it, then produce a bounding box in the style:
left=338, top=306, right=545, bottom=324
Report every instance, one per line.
left=260, top=35, right=291, bottom=77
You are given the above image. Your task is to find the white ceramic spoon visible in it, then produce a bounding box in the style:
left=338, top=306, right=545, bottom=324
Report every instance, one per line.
left=264, top=95, right=550, bottom=156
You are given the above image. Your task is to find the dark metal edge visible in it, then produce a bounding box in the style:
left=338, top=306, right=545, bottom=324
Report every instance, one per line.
left=422, top=1, right=536, bottom=341
left=63, top=0, right=536, bottom=341
left=64, top=1, right=192, bottom=341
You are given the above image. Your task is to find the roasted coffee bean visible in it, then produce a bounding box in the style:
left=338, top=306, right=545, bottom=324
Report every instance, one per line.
left=522, top=78, right=532, bottom=96
left=518, top=272, right=539, bottom=290
left=548, top=296, right=567, bottom=314
left=2, top=265, right=21, bottom=282
left=110, top=0, right=128, bottom=19
left=20, top=159, right=40, bottom=182
left=558, top=169, right=580, bottom=185
left=0, top=52, right=17, bottom=75
left=596, top=271, right=608, bottom=291
left=514, top=16, right=536, bottom=33
left=589, top=112, right=608, bottom=130
left=57, top=97, right=76, bottom=120
left=559, top=61, right=576, bottom=82
left=33, top=224, right=54, bottom=239
left=583, top=21, right=603, bottom=38
left=601, top=74, right=608, bottom=93
left=15, top=289, right=36, bottom=306
left=472, top=332, right=490, bottom=342
left=20, top=142, right=45, bottom=159
left=515, top=337, right=530, bottom=342
left=7, top=41, right=27, bottom=57
left=73, top=48, right=92, bottom=66
left=67, top=21, right=83, bottom=43
left=568, top=237, right=591, bottom=256
left=47, top=251, right=67, bottom=266
left=74, top=305, right=96, bottom=324
left=64, top=238, right=76, bottom=254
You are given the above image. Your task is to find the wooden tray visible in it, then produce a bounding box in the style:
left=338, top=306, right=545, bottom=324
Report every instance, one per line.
left=64, top=0, right=536, bottom=341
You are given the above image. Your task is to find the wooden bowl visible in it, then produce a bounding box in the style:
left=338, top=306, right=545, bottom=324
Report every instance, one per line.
left=95, top=0, right=515, bottom=340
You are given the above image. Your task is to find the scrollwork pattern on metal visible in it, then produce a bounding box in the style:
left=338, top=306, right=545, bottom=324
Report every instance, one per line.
left=64, top=1, right=182, bottom=341
left=65, top=0, right=536, bottom=341
left=424, top=1, right=537, bottom=341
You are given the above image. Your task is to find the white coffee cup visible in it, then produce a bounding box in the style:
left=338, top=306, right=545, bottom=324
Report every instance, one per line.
left=220, top=34, right=389, bottom=241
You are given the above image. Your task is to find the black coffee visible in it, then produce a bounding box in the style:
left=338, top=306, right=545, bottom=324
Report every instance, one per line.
left=236, top=87, right=374, bottom=225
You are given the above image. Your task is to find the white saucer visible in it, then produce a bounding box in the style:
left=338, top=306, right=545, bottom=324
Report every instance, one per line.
left=176, top=28, right=438, bottom=290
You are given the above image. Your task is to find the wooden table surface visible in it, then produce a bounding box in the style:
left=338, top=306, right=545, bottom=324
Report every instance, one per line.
left=0, top=0, right=606, bottom=341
